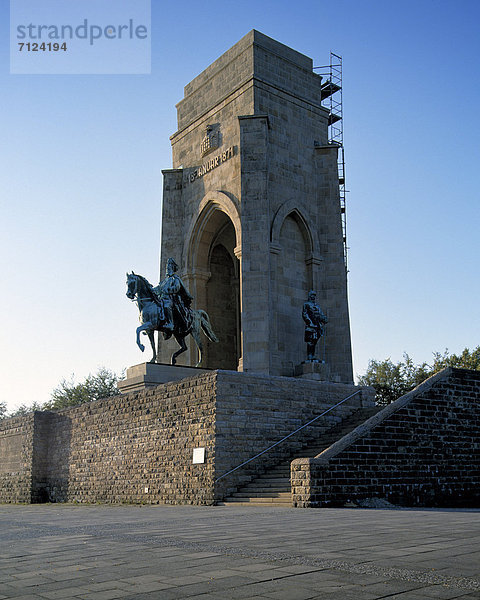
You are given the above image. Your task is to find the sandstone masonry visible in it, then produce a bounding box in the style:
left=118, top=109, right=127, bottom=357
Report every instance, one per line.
left=2, top=369, right=478, bottom=507
left=159, top=30, right=353, bottom=382
left=291, top=368, right=480, bottom=508
left=0, top=371, right=370, bottom=505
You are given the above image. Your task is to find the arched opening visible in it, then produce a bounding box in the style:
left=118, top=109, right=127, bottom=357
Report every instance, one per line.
left=206, top=226, right=240, bottom=369
left=185, top=198, right=241, bottom=370
left=275, top=212, right=311, bottom=374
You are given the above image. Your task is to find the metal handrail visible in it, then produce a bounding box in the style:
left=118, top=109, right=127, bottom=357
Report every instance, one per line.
left=215, top=389, right=361, bottom=482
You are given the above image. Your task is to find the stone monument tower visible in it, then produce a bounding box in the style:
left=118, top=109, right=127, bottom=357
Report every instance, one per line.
left=159, top=30, right=353, bottom=383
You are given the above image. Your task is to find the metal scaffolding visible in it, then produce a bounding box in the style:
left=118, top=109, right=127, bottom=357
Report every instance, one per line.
left=315, top=53, right=348, bottom=270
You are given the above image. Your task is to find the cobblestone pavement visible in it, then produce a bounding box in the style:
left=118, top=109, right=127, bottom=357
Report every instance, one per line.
left=1, top=504, right=479, bottom=600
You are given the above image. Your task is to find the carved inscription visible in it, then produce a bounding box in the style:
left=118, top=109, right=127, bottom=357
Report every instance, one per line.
left=187, top=146, right=235, bottom=184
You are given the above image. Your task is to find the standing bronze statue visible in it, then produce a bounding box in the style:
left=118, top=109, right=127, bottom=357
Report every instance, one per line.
left=302, top=290, right=328, bottom=362
left=126, top=259, right=218, bottom=366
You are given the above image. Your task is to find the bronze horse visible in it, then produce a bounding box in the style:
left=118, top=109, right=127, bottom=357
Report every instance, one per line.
left=126, top=272, right=218, bottom=366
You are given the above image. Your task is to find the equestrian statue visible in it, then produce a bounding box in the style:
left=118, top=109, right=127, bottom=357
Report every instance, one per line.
left=126, top=258, right=218, bottom=366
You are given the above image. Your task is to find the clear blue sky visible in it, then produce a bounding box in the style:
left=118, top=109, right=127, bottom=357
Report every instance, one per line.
left=1, top=0, right=479, bottom=412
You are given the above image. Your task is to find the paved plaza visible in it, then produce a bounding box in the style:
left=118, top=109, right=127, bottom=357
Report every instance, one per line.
left=0, top=504, right=479, bottom=600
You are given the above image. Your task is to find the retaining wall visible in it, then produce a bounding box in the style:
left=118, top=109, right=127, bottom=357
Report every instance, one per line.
left=0, top=414, right=35, bottom=503
left=0, top=370, right=369, bottom=505
left=291, top=368, right=480, bottom=508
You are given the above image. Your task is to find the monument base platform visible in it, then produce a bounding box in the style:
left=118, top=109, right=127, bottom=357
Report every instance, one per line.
left=117, top=362, right=211, bottom=393
left=2, top=367, right=478, bottom=509
left=294, top=361, right=339, bottom=382
left=0, top=368, right=374, bottom=506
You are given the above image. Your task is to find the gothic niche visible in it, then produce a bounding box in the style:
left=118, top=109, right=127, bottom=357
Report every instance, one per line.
left=275, top=213, right=310, bottom=374
left=205, top=220, right=240, bottom=370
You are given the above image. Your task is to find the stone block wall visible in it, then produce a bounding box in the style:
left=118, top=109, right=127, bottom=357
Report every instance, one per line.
left=48, top=373, right=218, bottom=505
left=31, top=411, right=53, bottom=502
left=0, top=414, right=35, bottom=503
left=0, top=370, right=370, bottom=505
left=292, top=368, right=480, bottom=508
left=177, top=31, right=254, bottom=130
left=214, top=372, right=371, bottom=500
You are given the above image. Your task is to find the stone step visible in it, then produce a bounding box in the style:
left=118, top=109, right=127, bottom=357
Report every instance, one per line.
left=262, top=466, right=290, bottom=473
left=220, top=406, right=382, bottom=507
left=237, top=486, right=290, bottom=493
left=218, top=497, right=292, bottom=505
left=230, top=485, right=290, bottom=495
left=233, top=490, right=289, bottom=497
left=237, top=479, right=289, bottom=488
left=231, top=491, right=291, bottom=498
left=255, top=477, right=290, bottom=484
left=217, top=501, right=290, bottom=507
left=261, top=465, right=290, bottom=471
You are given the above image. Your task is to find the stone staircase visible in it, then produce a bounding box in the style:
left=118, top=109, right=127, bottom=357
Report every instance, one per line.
left=218, top=406, right=380, bottom=507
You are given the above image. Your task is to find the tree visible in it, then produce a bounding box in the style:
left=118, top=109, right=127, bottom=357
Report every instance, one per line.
left=430, top=347, right=480, bottom=372
left=1, top=368, right=121, bottom=417
left=358, top=347, right=480, bottom=406
left=358, top=354, right=424, bottom=406
left=8, top=402, right=45, bottom=417
left=44, top=367, right=121, bottom=410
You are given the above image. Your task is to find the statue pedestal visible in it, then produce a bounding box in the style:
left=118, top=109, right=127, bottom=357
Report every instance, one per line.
left=118, top=362, right=211, bottom=393
left=294, top=361, right=337, bottom=382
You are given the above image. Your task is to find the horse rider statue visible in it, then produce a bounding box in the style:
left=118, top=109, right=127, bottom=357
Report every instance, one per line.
left=126, top=259, right=218, bottom=366
left=152, top=258, right=193, bottom=339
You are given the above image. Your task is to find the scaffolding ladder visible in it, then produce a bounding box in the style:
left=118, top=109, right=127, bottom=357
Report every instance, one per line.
left=315, top=53, right=348, bottom=270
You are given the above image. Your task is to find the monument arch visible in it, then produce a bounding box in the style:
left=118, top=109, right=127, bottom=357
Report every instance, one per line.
left=180, top=191, right=241, bottom=369
left=159, top=30, right=353, bottom=382
left=184, top=191, right=241, bottom=274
